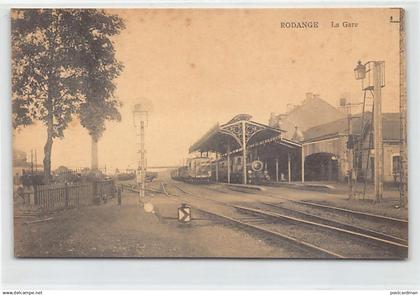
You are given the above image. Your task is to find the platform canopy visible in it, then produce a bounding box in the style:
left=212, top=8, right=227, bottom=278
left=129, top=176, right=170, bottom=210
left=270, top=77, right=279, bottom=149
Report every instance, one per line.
left=189, top=114, right=300, bottom=154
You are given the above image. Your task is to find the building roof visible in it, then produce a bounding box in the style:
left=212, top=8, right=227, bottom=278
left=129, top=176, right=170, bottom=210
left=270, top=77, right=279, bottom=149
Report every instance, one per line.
left=189, top=114, right=299, bottom=154
left=278, top=94, right=346, bottom=138
left=303, top=112, right=401, bottom=142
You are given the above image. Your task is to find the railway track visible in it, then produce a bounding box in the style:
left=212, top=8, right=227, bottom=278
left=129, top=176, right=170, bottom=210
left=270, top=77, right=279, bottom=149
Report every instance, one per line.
left=120, top=180, right=407, bottom=258
left=288, top=199, right=408, bottom=225
left=202, top=183, right=408, bottom=224
left=163, top=182, right=342, bottom=258
left=261, top=202, right=407, bottom=245
left=164, top=181, right=408, bottom=258
left=196, top=183, right=408, bottom=242
left=233, top=205, right=407, bottom=255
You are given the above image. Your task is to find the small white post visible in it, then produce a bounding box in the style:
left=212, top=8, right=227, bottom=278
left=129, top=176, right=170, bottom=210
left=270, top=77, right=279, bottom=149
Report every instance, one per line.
left=301, top=145, right=305, bottom=183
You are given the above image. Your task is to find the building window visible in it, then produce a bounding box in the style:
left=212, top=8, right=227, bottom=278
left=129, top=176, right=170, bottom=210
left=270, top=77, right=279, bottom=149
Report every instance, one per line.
left=392, top=155, right=401, bottom=176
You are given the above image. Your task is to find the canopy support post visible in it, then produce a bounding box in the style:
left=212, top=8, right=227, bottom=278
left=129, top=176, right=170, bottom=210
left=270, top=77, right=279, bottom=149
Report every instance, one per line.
left=227, top=140, right=231, bottom=183
left=242, top=121, right=247, bottom=184
left=215, top=152, right=219, bottom=182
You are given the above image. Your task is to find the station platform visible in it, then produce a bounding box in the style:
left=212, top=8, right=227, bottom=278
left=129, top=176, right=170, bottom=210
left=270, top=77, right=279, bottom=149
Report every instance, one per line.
left=222, top=183, right=267, bottom=193
left=267, top=181, right=339, bottom=193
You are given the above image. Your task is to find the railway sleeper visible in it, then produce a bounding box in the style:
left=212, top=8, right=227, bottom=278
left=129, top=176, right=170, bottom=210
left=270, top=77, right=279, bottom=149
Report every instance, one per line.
left=233, top=205, right=408, bottom=258
left=195, top=207, right=344, bottom=259
left=262, top=202, right=408, bottom=245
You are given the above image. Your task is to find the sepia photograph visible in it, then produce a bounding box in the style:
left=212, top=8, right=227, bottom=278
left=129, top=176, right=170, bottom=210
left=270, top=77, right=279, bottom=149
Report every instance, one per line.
left=12, top=8, right=408, bottom=259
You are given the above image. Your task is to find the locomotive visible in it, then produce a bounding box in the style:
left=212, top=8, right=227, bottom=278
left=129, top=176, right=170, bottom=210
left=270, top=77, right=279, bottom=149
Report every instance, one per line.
left=172, top=155, right=269, bottom=185
left=171, top=157, right=212, bottom=183
left=212, top=156, right=270, bottom=184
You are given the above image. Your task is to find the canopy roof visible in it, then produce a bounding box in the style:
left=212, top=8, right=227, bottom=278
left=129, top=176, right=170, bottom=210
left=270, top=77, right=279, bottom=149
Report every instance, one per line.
left=303, top=112, right=401, bottom=143
left=189, top=114, right=300, bottom=154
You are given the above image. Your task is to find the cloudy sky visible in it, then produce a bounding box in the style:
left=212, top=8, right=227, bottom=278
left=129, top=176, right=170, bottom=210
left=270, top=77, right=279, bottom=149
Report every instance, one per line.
left=14, top=8, right=401, bottom=171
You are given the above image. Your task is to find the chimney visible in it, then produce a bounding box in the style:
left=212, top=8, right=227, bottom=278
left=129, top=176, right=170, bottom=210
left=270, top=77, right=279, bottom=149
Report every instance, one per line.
left=305, top=92, right=313, bottom=101
left=292, top=126, right=304, bottom=142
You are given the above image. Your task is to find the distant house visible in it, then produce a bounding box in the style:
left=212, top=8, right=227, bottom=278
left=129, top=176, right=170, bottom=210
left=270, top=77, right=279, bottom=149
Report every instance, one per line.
left=302, top=113, right=401, bottom=183
left=13, top=149, right=42, bottom=185
left=268, top=92, right=346, bottom=140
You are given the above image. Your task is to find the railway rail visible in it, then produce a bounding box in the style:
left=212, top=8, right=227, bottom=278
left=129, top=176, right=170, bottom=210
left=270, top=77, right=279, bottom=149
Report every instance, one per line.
left=262, top=202, right=407, bottom=245
left=233, top=205, right=407, bottom=255
left=163, top=181, right=407, bottom=258
left=210, top=184, right=408, bottom=225
left=163, top=182, right=343, bottom=258
left=118, top=180, right=407, bottom=258
left=197, top=183, right=408, bottom=242
left=289, top=199, right=408, bottom=225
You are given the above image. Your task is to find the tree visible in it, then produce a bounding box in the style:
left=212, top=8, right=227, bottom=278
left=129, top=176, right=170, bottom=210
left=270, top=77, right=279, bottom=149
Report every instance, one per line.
left=12, top=9, right=125, bottom=182
left=80, top=99, right=121, bottom=171
left=77, top=10, right=124, bottom=170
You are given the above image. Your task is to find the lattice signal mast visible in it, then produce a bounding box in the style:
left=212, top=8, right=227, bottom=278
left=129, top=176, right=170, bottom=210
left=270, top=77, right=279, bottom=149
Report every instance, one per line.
left=354, top=60, right=385, bottom=202
left=391, top=9, right=408, bottom=208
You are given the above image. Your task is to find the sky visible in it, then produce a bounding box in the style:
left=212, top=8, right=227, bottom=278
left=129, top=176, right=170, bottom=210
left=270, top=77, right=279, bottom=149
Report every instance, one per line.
left=13, top=8, right=402, bottom=171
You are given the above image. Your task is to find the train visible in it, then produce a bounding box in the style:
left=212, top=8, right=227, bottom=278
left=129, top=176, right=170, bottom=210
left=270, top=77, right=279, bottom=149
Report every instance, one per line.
left=212, top=155, right=270, bottom=184
left=171, top=157, right=212, bottom=183
left=171, top=155, right=270, bottom=184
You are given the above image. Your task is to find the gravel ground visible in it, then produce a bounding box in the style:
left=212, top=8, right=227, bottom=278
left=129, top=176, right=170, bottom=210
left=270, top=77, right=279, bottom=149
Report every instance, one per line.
left=277, top=201, right=408, bottom=241
left=169, top=182, right=407, bottom=259
left=262, top=185, right=408, bottom=220
left=174, top=182, right=408, bottom=239
left=14, top=190, right=304, bottom=258
left=13, top=172, right=408, bottom=259
left=172, top=179, right=408, bottom=221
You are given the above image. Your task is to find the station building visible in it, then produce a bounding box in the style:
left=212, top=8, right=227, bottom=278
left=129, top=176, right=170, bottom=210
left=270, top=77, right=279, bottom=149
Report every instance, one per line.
left=301, top=112, right=401, bottom=183
left=268, top=92, right=346, bottom=140
left=189, top=94, right=402, bottom=185
left=189, top=114, right=302, bottom=184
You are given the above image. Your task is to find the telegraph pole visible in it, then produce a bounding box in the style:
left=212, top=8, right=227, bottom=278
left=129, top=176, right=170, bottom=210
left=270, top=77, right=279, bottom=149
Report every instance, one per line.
left=399, top=10, right=408, bottom=208
left=133, top=103, right=149, bottom=204
left=34, top=149, right=37, bottom=172
left=140, top=120, right=146, bottom=201
left=347, top=106, right=354, bottom=198
left=31, top=149, right=34, bottom=173
left=135, top=119, right=146, bottom=202
left=373, top=61, right=384, bottom=202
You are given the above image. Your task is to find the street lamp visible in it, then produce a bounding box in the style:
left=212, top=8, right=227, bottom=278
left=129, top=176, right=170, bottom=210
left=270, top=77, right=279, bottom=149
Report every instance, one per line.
left=354, top=60, right=385, bottom=202
left=133, top=103, right=149, bottom=204
left=354, top=61, right=366, bottom=80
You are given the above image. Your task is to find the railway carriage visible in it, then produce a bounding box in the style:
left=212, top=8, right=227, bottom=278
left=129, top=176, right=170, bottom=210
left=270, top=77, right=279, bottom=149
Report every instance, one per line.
left=171, top=157, right=211, bottom=183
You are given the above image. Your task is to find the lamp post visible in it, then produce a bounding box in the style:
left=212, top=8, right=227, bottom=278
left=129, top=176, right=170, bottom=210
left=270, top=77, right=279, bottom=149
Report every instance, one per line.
left=354, top=60, right=385, bottom=202
left=133, top=103, right=148, bottom=204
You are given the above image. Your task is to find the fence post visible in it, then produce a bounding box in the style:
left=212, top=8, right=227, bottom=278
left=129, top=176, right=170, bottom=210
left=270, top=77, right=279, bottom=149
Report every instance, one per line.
left=93, top=181, right=98, bottom=198
left=34, top=185, right=38, bottom=205
left=112, top=180, right=116, bottom=198
left=65, top=183, right=69, bottom=209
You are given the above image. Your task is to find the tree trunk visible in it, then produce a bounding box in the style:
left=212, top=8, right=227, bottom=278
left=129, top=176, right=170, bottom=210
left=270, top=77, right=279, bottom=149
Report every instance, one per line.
left=43, top=116, right=53, bottom=184
left=91, top=136, right=99, bottom=170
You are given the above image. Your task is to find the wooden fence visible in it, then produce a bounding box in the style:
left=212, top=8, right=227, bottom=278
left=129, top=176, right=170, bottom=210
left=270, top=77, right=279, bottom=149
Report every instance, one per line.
left=34, top=180, right=115, bottom=212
